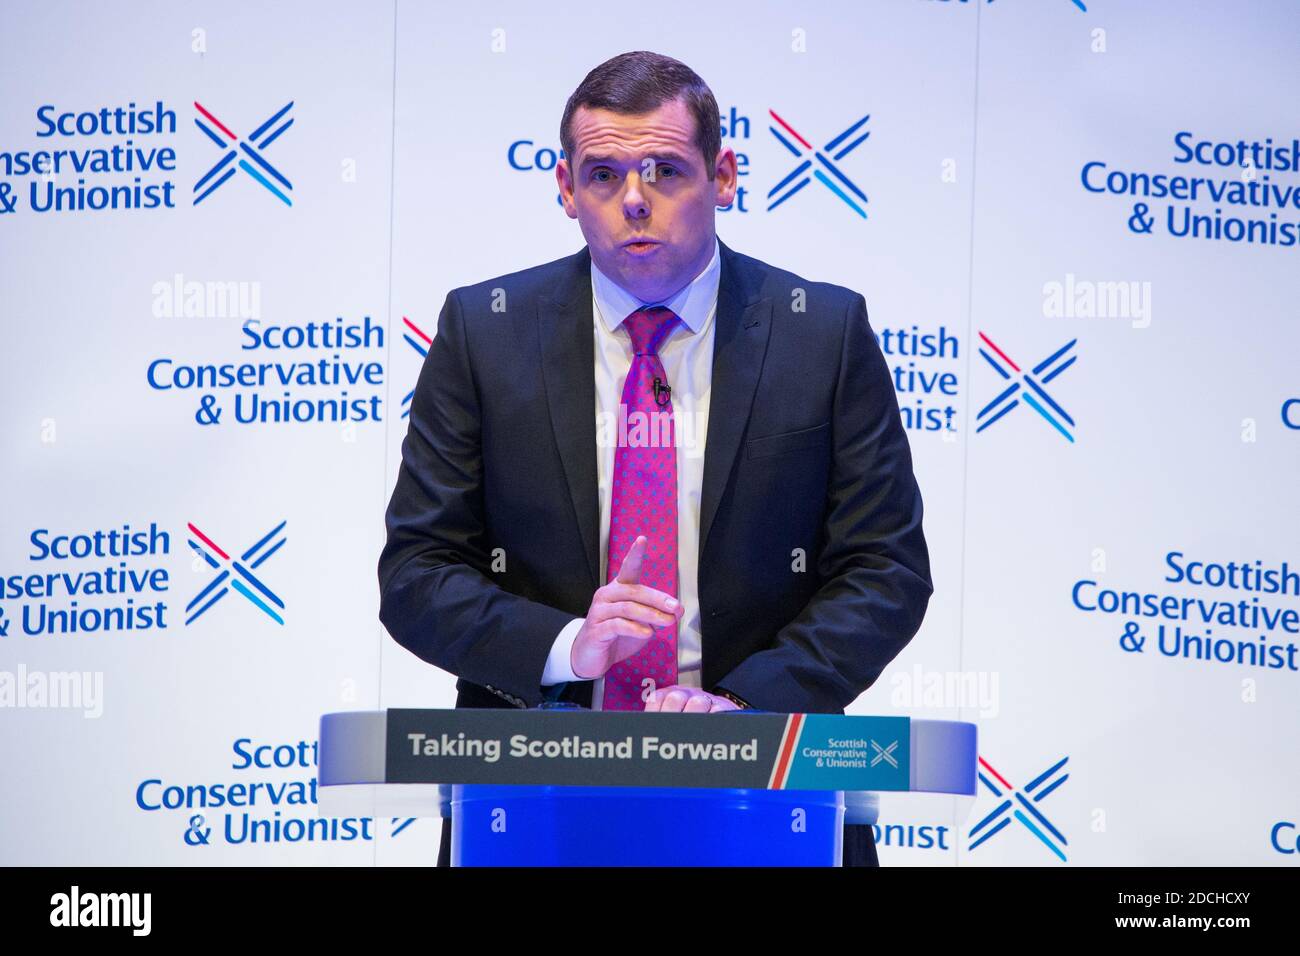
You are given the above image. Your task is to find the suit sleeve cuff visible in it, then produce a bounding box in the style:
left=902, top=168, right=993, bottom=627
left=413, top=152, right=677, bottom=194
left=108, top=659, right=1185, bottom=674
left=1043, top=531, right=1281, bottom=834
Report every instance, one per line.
left=542, top=618, right=585, bottom=686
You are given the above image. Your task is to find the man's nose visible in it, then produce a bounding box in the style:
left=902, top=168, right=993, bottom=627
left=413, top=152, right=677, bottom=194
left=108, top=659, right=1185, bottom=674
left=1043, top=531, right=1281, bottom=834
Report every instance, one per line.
left=622, top=172, right=649, bottom=219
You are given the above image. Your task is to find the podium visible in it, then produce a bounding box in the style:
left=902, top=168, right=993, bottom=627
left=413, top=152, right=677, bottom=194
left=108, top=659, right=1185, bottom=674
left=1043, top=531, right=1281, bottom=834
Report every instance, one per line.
left=318, top=707, right=976, bottom=866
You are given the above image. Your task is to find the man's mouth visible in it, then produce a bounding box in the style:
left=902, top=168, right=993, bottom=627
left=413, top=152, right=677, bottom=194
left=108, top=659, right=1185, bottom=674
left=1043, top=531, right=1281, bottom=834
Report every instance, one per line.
left=622, top=240, right=660, bottom=255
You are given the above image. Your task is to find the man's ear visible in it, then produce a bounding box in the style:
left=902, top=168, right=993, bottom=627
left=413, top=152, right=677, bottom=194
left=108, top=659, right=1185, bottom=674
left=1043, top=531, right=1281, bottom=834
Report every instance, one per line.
left=713, top=147, right=739, bottom=207
left=556, top=159, right=578, bottom=219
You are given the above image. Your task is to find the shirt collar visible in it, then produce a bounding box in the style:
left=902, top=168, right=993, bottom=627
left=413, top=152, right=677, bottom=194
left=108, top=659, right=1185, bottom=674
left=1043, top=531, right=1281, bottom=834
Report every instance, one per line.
left=590, top=236, right=721, bottom=335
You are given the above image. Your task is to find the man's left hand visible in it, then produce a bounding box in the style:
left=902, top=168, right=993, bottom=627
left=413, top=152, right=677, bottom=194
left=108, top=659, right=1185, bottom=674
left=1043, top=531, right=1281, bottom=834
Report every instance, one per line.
left=644, top=685, right=739, bottom=712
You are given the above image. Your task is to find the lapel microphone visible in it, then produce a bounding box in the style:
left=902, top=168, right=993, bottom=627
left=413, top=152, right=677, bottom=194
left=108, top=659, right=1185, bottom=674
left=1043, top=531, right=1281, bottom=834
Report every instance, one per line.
left=652, top=377, right=672, bottom=407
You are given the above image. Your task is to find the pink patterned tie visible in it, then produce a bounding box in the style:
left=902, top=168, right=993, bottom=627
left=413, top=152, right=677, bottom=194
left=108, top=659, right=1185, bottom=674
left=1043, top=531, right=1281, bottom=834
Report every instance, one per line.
left=602, top=306, right=682, bottom=710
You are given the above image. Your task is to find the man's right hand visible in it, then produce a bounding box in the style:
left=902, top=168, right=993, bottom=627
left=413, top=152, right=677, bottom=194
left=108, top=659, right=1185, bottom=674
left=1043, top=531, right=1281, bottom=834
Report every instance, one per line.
left=570, top=535, right=683, bottom=681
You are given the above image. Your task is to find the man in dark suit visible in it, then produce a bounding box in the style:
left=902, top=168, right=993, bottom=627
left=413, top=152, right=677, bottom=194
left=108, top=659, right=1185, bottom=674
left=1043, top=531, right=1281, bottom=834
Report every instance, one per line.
left=377, top=51, right=933, bottom=866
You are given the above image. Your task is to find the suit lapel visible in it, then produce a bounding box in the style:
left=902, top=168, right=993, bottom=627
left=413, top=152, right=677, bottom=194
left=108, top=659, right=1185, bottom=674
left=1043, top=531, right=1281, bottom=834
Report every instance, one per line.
left=700, top=240, right=772, bottom=556
left=538, top=247, right=601, bottom=591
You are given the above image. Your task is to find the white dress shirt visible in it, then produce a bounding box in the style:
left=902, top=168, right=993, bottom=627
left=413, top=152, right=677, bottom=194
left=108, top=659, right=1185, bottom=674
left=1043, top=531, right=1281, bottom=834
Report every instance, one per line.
left=540, top=237, right=722, bottom=709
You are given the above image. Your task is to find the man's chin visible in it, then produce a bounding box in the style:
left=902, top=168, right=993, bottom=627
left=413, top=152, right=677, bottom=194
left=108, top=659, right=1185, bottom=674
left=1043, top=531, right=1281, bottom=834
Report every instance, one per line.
left=610, top=263, right=670, bottom=299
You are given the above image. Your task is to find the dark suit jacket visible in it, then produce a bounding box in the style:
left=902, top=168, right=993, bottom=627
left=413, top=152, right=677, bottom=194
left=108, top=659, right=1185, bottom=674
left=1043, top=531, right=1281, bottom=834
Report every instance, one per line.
left=378, top=238, right=933, bottom=714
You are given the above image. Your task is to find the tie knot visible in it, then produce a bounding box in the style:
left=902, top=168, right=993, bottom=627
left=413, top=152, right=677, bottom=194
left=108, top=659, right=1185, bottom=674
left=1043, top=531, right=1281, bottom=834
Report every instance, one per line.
left=622, top=306, right=681, bottom=356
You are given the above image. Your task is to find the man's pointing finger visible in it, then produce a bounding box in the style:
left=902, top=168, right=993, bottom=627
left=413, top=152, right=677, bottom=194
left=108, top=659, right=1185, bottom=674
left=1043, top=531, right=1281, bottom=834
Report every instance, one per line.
left=616, top=534, right=648, bottom=585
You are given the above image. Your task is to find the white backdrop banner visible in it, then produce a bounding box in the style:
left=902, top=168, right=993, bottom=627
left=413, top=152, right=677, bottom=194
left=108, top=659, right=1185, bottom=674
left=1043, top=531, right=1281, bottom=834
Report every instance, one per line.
left=1, top=0, right=1296, bottom=866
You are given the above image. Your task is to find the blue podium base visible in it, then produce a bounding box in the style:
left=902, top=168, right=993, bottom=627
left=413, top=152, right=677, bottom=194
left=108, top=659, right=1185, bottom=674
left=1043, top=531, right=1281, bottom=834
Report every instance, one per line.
left=450, top=784, right=845, bottom=866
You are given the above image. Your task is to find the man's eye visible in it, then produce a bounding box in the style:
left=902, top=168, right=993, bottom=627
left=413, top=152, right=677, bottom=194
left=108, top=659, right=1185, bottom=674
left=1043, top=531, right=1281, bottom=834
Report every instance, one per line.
left=657, top=165, right=678, bottom=177
left=591, top=169, right=612, bottom=182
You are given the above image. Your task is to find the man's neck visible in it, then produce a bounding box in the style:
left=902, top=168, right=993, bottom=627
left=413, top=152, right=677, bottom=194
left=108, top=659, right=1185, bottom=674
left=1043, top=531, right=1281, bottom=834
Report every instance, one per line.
left=644, top=235, right=718, bottom=305
left=591, top=236, right=721, bottom=335
left=596, top=235, right=718, bottom=306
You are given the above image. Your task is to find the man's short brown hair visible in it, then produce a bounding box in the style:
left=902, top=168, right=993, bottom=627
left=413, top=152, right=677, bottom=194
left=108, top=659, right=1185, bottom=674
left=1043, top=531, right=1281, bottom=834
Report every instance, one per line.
left=560, top=51, right=722, bottom=181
